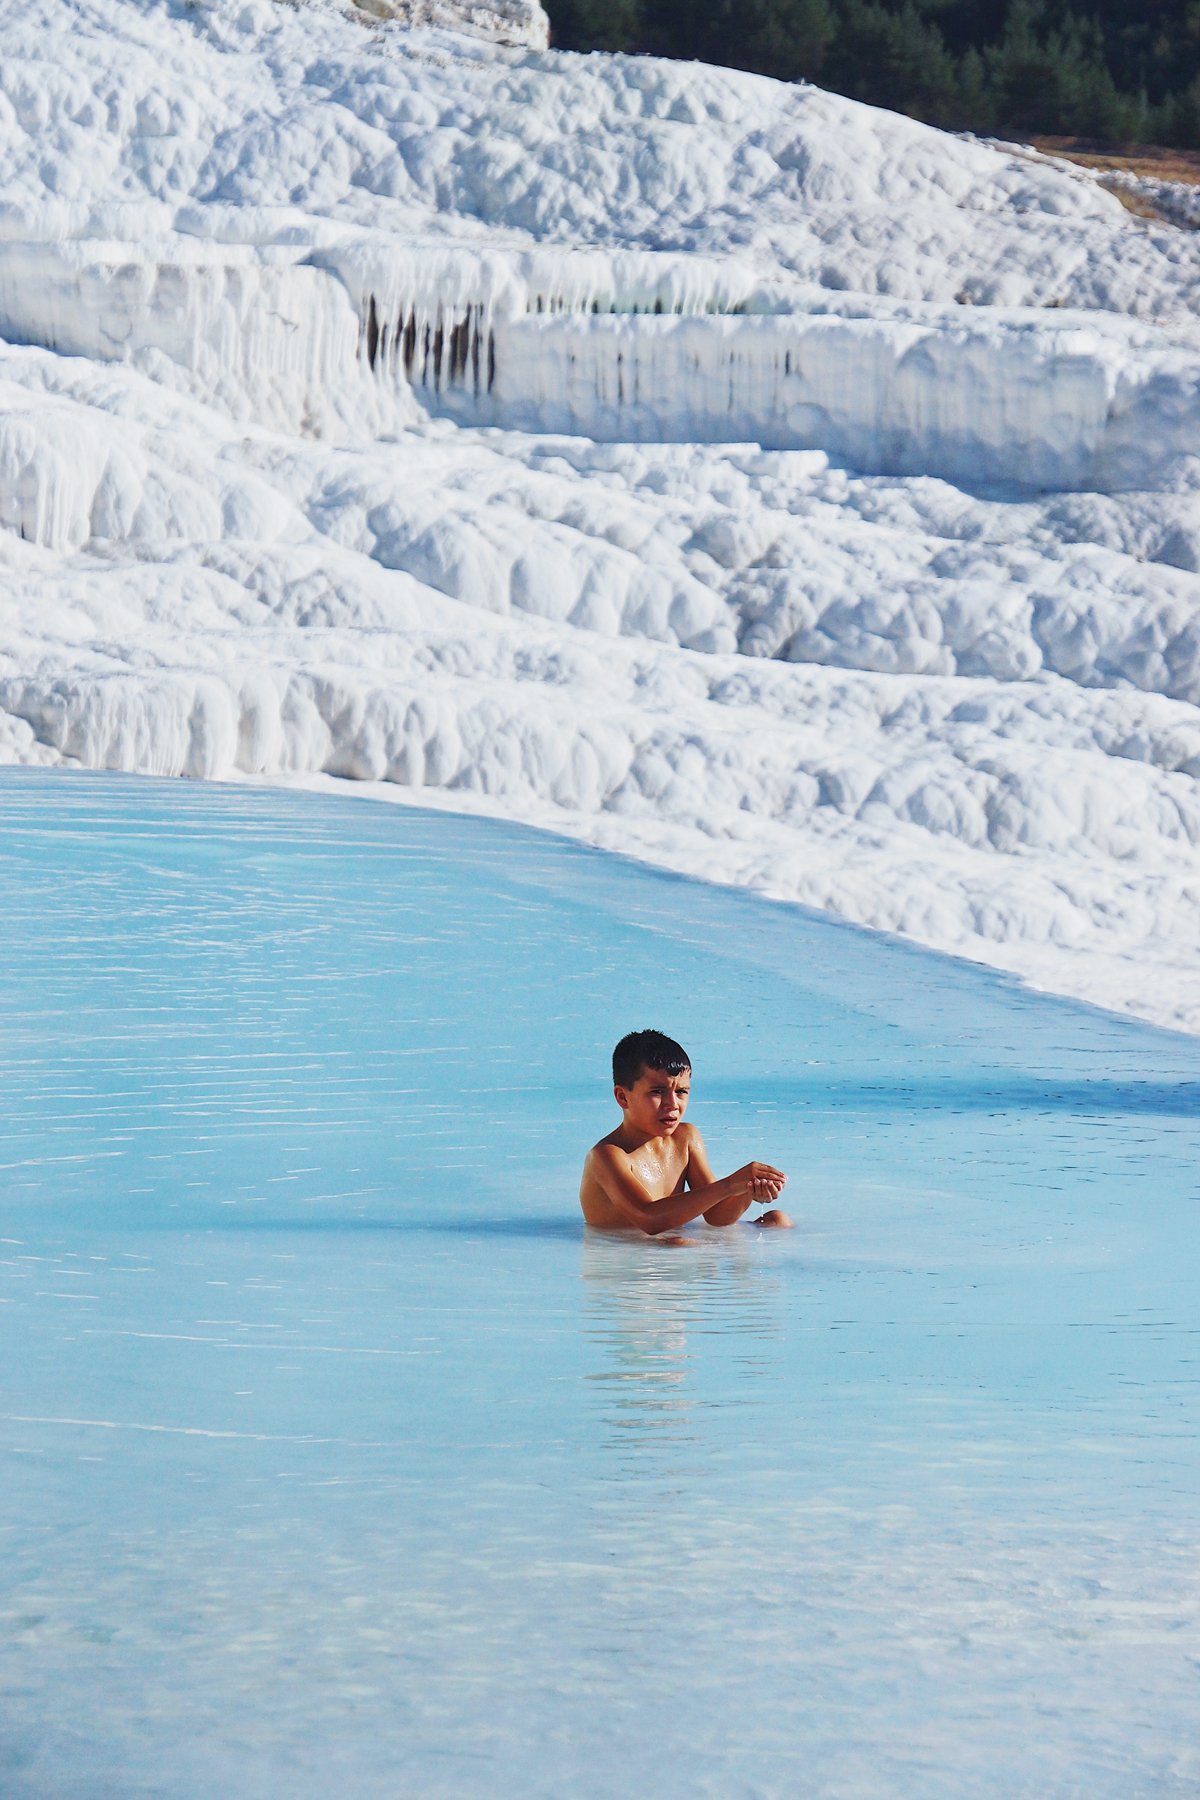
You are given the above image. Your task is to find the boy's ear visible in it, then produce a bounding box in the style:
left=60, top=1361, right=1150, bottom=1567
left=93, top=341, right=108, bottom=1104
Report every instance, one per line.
left=613, top=1083, right=630, bottom=1110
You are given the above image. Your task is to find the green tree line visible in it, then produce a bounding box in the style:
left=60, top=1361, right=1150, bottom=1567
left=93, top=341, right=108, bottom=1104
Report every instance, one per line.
left=545, top=0, right=1200, bottom=144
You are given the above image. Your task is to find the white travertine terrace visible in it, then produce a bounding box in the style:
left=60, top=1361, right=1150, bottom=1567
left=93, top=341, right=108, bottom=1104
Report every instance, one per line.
left=4, top=0, right=1200, bottom=1027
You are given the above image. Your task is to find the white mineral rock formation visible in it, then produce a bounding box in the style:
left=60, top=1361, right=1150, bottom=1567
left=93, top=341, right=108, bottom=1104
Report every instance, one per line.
left=3, top=0, right=1200, bottom=1028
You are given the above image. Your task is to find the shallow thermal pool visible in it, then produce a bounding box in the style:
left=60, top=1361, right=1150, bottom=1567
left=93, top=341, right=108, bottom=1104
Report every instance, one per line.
left=2, top=768, right=1199, bottom=1798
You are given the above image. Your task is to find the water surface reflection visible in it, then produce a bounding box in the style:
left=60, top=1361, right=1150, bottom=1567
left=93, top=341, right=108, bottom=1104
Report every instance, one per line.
left=580, top=1230, right=785, bottom=1460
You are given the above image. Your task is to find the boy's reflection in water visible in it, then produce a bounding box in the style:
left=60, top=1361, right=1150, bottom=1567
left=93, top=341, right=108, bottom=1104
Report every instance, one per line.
left=579, top=1228, right=785, bottom=1462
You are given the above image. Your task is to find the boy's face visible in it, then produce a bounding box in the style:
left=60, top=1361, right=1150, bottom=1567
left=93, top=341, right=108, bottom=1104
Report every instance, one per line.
left=615, top=1064, right=691, bottom=1137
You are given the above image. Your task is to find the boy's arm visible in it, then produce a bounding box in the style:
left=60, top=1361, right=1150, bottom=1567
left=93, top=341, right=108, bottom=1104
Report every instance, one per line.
left=587, top=1146, right=708, bottom=1236
left=686, top=1130, right=750, bottom=1227
left=684, top=1128, right=787, bottom=1227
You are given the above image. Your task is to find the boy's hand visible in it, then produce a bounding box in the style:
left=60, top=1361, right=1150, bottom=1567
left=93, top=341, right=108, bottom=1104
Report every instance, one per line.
left=736, top=1162, right=787, bottom=1203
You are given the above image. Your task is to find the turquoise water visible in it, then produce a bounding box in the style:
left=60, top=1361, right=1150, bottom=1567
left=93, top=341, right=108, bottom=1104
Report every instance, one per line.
left=2, top=769, right=1199, bottom=1798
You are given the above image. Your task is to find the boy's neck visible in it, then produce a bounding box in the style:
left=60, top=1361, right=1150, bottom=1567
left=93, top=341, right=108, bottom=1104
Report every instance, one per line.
left=617, top=1114, right=677, bottom=1151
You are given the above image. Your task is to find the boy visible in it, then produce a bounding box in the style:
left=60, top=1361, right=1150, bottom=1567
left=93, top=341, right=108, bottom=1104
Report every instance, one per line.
left=579, top=1029, right=791, bottom=1235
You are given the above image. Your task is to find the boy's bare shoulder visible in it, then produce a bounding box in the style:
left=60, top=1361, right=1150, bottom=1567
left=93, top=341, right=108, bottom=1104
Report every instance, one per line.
left=585, top=1131, right=627, bottom=1163
left=586, top=1124, right=699, bottom=1157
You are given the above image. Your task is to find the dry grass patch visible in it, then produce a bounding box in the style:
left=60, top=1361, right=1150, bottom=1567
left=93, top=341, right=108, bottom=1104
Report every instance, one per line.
left=1032, top=137, right=1200, bottom=185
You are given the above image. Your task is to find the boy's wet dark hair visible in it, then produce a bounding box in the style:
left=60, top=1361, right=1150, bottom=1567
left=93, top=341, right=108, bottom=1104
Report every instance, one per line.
left=612, top=1030, right=690, bottom=1090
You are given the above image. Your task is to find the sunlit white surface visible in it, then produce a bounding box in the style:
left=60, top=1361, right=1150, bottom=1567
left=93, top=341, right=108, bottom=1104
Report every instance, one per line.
left=3, top=0, right=1200, bottom=1024
left=1, top=769, right=1199, bottom=1797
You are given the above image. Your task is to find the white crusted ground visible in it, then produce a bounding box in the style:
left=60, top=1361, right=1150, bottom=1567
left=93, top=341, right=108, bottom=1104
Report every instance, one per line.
left=3, top=0, right=1200, bottom=1028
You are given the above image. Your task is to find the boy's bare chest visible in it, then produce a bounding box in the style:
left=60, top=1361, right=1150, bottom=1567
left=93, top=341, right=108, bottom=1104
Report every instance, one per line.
left=628, top=1139, right=688, bottom=1199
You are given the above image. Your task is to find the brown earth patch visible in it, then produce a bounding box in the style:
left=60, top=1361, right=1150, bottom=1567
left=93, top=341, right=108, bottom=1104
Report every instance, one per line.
left=1032, top=137, right=1200, bottom=186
